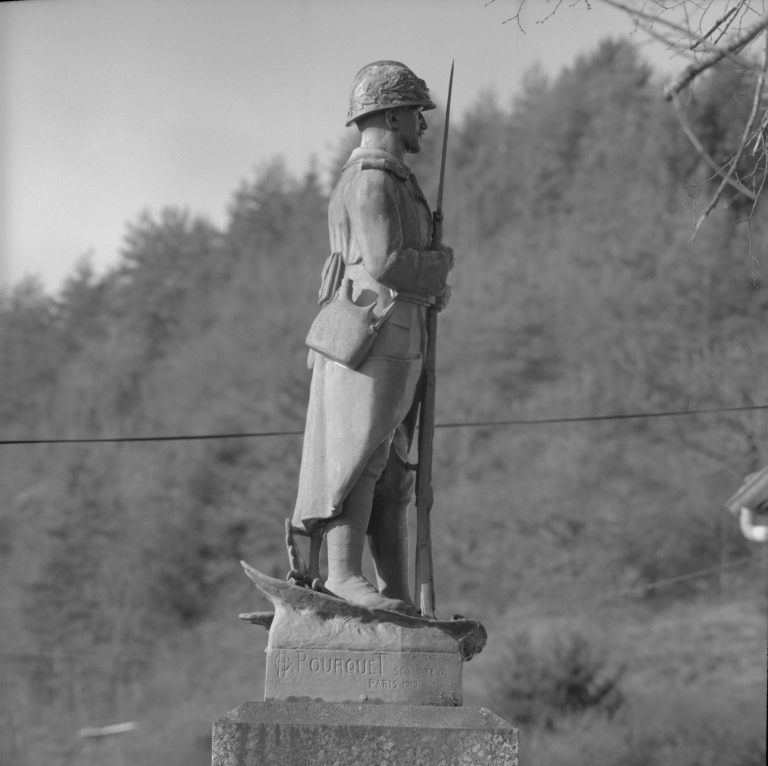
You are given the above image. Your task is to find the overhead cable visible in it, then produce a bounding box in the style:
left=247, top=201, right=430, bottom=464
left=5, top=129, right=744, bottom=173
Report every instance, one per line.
left=1, top=403, right=767, bottom=446
left=511, top=553, right=761, bottom=622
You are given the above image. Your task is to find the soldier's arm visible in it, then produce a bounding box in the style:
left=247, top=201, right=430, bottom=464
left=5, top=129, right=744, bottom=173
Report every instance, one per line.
left=353, top=171, right=452, bottom=296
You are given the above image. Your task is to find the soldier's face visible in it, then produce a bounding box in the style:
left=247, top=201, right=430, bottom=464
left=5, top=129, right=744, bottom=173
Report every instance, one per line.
left=399, top=106, right=427, bottom=154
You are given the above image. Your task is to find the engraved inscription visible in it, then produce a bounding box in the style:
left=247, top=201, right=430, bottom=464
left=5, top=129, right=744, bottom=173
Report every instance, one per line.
left=293, top=651, right=384, bottom=677
left=265, top=648, right=462, bottom=705
left=367, top=678, right=420, bottom=689
left=368, top=678, right=400, bottom=690
left=275, top=651, right=291, bottom=677
left=393, top=666, right=448, bottom=677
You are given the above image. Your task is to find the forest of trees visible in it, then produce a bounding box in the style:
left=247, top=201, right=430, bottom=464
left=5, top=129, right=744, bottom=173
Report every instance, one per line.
left=0, top=39, right=766, bottom=765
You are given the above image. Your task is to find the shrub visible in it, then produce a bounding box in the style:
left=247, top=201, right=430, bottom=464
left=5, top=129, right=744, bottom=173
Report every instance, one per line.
left=492, top=629, right=625, bottom=729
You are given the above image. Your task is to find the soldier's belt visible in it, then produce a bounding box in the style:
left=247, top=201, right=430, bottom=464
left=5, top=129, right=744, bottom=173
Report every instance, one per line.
left=394, top=291, right=436, bottom=307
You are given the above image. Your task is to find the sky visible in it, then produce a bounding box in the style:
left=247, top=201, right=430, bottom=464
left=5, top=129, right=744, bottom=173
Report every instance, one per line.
left=1, top=0, right=681, bottom=293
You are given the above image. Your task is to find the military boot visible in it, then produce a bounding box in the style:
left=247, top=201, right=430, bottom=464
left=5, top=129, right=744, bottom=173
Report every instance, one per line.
left=324, top=457, right=409, bottom=613
left=367, top=499, right=414, bottom=608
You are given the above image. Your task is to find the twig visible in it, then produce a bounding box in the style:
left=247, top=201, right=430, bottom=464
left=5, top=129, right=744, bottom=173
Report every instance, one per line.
left=689, top=27, right=768, bottom=242
left=681, top=0, right=693, bottom=48
left=600, top=0, right=715, bottom=41
left=538, top=0, right=565, bottom=24
left=671, top=92, right=758, bottom=200
left=690, top=2, right=741, bottom=50
left=751, top=105, right=768, bottom=153
left=640, top=21, right=712, bottom=61
left=712, top=0, right=747, bottom=48
left=665, top=18, right=768, bottom=100
left=502, top=0, right=527, bottom=31
left=601, top=0, right=763, bottom=73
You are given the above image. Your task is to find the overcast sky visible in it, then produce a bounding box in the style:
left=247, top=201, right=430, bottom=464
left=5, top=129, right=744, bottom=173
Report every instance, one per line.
left=1, top=0, right=680, bottom=293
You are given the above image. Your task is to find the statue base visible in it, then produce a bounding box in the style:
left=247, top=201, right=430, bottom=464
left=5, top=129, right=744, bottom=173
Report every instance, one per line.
left=239, top=563, right=486, bottom=707
left=212, top=701, right=518, bottom=766
left=266, top=646, right=463, bottom=706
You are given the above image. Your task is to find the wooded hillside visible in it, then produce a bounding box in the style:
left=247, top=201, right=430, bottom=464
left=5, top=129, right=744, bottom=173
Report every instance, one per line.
left=1, top=39, right=765, bottom=765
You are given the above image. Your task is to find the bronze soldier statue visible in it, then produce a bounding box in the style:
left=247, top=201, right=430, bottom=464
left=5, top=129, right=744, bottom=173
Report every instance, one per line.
left=291, top=61, right=454, bottom=613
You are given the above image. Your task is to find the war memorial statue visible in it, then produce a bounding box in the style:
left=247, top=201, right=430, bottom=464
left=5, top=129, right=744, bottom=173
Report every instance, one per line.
left=212, top=62, right=518, bottom=766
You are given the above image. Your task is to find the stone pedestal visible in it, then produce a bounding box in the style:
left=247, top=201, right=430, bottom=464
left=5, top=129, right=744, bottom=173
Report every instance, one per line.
left=266, top=642, right=463, bottom=706
left=227, top=566, right=506, bottom=763
left=212, top=701, right=518, bottom=766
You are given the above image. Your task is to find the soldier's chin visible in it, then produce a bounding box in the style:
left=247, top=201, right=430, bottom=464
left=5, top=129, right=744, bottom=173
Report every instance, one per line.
left=406, top=142, right=423, bottom=154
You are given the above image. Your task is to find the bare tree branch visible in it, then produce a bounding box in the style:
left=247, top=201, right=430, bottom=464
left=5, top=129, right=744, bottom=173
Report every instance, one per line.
left=690, top=2, right=741, bottom=50
left=689, top=27, right=768, bottom=242
left=497, top=0, right=768, bottom=223
left=751, top=105, right=768, bottom=153
left=500, top=0, right=592, bottom=30
left=671, top=93, right=758, bottom=200
left=664, top=17, right=768, bottom=100
left=538, top=0, right=566, bottom=25
left=501, top=0, right=527, bottom=31
left=601, top=0, right=764, bottom=73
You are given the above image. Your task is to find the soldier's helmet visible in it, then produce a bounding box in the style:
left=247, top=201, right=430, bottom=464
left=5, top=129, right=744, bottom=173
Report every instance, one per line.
left=346, top=61, right=436, bottom=127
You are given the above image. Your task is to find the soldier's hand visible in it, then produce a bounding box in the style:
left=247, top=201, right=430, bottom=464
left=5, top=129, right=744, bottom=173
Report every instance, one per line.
left=434, top=284, right=451, bottom=312
left=432, top=241, right=455, bottom=270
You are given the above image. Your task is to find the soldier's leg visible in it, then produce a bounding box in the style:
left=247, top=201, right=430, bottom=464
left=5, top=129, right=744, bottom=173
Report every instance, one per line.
left=324, top=435, right=409, bottom=612
left=367, top=424, right=415, bottom=606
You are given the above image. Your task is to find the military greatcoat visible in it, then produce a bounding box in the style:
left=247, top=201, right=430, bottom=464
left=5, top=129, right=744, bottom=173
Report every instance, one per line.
left=292, top=146, right=452, bottom=531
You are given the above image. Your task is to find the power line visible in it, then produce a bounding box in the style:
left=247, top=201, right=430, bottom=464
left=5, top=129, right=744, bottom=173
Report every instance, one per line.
left=0, top=428, right=305, bottom=446
left=512, top=553, right=762, bottom=622
left=433, top=403, right=768, bottom=429
left=1, top=403, right=767, bottom=446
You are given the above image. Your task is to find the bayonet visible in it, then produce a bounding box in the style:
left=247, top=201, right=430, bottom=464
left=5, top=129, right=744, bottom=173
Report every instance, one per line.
left=433, top=59, right=454, bottom=242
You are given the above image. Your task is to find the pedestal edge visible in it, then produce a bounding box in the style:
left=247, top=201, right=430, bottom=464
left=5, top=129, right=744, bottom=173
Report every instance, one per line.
left=215, top=700, right=517, bottom=735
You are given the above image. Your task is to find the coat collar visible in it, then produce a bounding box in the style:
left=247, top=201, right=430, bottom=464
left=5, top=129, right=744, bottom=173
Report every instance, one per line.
left=344, top=147, right=412, bottom=180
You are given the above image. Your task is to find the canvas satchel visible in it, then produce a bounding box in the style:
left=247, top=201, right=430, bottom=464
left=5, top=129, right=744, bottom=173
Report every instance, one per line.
left=306, top=277, right=396, bottom=370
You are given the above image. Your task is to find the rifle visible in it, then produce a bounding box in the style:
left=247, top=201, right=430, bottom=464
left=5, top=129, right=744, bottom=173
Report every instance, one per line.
left=414, top=61, right=453, bottom=619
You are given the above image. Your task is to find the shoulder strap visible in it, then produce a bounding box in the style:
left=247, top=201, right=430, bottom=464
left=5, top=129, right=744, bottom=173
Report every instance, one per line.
left=342, top=152, right=411, bottom=181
